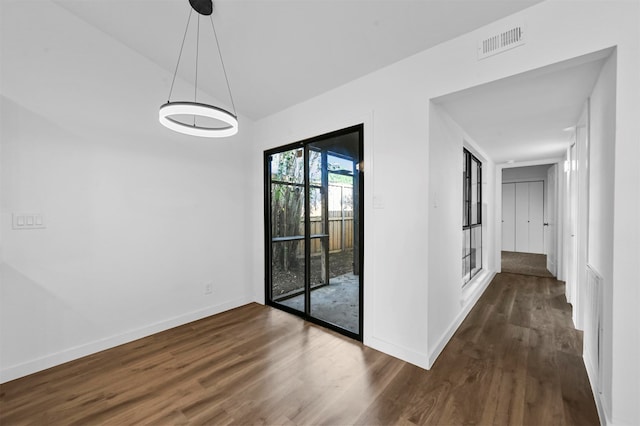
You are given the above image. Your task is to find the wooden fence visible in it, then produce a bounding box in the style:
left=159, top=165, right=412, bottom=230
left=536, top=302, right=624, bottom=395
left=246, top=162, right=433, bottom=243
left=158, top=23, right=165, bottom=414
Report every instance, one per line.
left=297, top=183, right=354, bottom=257
left=293, top=212, right=354, bottom=258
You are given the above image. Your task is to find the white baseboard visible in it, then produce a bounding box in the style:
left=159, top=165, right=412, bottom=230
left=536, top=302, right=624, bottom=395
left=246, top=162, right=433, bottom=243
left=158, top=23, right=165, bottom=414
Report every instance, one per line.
left=0, top=296, right=253, bottom=384
left=584, top=352, right=614, bottom=426
left=366, top=335, right=430, bottom=370
left=427, top=270, right=495, bottom=367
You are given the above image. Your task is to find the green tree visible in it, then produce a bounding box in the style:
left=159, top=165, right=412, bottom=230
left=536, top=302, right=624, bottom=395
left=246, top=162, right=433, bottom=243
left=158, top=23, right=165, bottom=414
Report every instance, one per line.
left=271, top=149, right=319, bottom=272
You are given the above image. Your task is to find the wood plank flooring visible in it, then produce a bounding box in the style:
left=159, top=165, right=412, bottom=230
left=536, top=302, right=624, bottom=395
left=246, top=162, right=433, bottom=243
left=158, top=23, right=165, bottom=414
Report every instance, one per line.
left=0, top=273, right=599, bottom=425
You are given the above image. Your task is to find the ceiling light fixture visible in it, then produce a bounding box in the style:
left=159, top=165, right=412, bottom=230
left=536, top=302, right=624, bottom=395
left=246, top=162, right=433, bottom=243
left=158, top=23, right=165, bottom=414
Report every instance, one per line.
left=159, top=0, right=238, bottom=138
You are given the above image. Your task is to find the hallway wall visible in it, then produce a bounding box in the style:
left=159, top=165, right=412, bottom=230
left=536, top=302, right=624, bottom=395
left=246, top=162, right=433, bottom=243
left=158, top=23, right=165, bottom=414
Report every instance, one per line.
left=427, top=103, right=496, bottom=364
left=502, top=165, right=551, bottom=184
left=586, top=51, right=619, bottom=423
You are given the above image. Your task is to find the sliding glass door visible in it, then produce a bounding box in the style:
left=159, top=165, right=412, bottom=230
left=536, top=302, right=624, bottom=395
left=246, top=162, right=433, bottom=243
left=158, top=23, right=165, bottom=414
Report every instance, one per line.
left=265, top=125, right=363, bottom=340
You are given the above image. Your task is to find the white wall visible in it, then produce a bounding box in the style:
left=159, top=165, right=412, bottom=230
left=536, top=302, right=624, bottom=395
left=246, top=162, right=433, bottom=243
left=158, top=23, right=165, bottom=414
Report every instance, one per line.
left=502, top=165, right=550, bottom=183
left=559, top=50, right=621, bottom=423
left=247, top=1, right=639, bottom=423
left=553, top=44, right=637, bottom=426
left=0, top=1, right=255, bottom=382
left=427, top=103, right=496, bottom=365
left=586, top=51, right=619, bottom=423
left=606, top=43, right=640, bottom=425
left=570, top=102, right=590, bottom=328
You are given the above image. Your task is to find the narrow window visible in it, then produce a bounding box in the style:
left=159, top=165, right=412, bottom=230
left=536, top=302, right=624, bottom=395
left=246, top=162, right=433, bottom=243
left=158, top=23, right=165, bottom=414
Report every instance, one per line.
left=463, top=148, right=482, bottom=285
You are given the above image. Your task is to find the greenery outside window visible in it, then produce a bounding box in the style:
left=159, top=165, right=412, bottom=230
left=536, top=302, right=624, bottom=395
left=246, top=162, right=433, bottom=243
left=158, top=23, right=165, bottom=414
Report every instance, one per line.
left=463, top=148, right=482, bottom=285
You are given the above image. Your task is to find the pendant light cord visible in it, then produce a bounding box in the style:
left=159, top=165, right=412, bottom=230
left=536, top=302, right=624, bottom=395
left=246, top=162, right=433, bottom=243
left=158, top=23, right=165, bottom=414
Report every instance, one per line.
left=209, top=15, right=237, bottom=117
left=194, top=15, right=200, bottom=126
left=167, top=8, right=193, bottom=102
left=166, top=5, right=237, bottom=120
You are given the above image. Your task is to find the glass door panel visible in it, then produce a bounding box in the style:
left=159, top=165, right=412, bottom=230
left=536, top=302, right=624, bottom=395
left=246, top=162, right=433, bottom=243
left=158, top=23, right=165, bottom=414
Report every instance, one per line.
left=271, top=240, right=306, bottom=310
left=270, top=183, right=304, bottom=238
left=268, top=148, right=306, bottom=312
left=265, top=125, right=363, bottom=340
left=308, top=149, right=322, bottom=186
left=308, top=139, right=361, bottom=335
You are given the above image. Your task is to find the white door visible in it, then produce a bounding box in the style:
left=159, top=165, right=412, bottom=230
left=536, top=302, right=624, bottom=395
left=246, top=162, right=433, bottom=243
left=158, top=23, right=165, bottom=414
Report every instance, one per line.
left=528, top=181, right=544, bottom=254
left=546, top=165, right=557, bottom=275
left=502, top=183, right=516, bottom=251
left=508, top=180, right=545, bottom=254
left=515, top=182, right=529, bottom=252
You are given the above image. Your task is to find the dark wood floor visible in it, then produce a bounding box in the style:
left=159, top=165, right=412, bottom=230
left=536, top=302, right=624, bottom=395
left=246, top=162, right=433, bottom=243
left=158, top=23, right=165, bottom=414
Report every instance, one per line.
left=0, top=273, right=599, bottom=425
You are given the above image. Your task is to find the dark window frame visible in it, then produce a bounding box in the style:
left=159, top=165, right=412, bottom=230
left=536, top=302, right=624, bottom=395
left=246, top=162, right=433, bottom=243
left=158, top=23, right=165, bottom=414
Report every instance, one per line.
left=463, top=148, right=482, bottom=284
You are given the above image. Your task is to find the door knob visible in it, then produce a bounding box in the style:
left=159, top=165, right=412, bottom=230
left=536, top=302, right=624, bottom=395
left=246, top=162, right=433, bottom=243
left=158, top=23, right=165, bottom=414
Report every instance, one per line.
left=543, top=223, right=549, bottom=226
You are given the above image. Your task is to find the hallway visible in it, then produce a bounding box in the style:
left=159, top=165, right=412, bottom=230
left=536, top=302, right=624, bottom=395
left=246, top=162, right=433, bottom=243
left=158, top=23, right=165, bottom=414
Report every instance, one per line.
left=446, top=272, right=598, bottom=424
left=0, top=273, right=598, bottom=424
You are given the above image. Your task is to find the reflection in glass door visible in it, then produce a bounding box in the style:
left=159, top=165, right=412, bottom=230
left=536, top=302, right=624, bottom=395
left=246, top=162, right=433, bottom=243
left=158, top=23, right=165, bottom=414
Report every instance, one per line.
left=265, top=125, right=363, bottom=340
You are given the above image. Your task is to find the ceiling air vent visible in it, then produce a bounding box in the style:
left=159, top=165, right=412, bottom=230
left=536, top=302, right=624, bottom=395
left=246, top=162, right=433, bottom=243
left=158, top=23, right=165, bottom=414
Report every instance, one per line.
left=478, top=25, right=525, bottom=60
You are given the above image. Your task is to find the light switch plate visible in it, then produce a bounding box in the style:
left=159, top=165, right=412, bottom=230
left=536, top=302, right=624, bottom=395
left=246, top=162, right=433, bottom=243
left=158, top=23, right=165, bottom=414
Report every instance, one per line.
left=373, top=195, right=385, bottom=209
left=12, top=213, right=45, bottom=230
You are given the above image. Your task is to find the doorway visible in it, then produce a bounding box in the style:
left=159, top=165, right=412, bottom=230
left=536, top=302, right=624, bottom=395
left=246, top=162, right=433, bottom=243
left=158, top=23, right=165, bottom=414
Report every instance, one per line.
left=501, top=165, right=555, bottom=277
left=264, top=125, right=364, bottom=340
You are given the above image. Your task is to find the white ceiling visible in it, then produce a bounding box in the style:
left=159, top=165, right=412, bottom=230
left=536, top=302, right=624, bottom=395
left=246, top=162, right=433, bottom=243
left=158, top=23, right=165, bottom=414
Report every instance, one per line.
left=435, top=49, right=610, bottom=164
left=53, top=0, right=543, bottom=121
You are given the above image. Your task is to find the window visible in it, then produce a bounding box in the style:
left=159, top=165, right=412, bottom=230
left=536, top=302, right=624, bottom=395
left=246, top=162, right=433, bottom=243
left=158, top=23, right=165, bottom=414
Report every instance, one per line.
left=463, top=148, right=482, bottom=285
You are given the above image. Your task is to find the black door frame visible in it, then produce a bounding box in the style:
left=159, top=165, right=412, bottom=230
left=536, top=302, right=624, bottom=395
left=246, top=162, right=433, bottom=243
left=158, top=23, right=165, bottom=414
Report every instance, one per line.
left=264, top=124, right=364, bottom=341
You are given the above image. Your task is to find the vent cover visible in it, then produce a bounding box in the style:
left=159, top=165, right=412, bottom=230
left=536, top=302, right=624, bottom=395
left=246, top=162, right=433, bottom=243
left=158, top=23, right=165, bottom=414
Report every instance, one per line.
left=585, top=264, right=603, bottom=394
left=478, top=25, right=525, bottom=60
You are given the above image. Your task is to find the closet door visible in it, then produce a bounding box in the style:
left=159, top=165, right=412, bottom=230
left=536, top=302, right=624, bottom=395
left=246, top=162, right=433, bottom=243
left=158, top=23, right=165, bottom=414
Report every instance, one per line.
left=502, top=183, right=516, bottom=251
left=515, top=182, right=529, bottom=252
left=528, top=181, right=544, bottom=254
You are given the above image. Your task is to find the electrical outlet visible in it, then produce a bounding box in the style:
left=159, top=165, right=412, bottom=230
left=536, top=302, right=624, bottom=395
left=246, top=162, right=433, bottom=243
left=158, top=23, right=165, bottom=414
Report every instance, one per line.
left=204, top=282, right=213, bottom=295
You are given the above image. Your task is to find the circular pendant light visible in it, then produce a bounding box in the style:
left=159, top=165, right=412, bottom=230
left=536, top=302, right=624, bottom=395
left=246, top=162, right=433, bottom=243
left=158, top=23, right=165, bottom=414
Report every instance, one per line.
left=159, top=0, right=238, bottom=138
left=159, top=102, right=238, bottom=138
